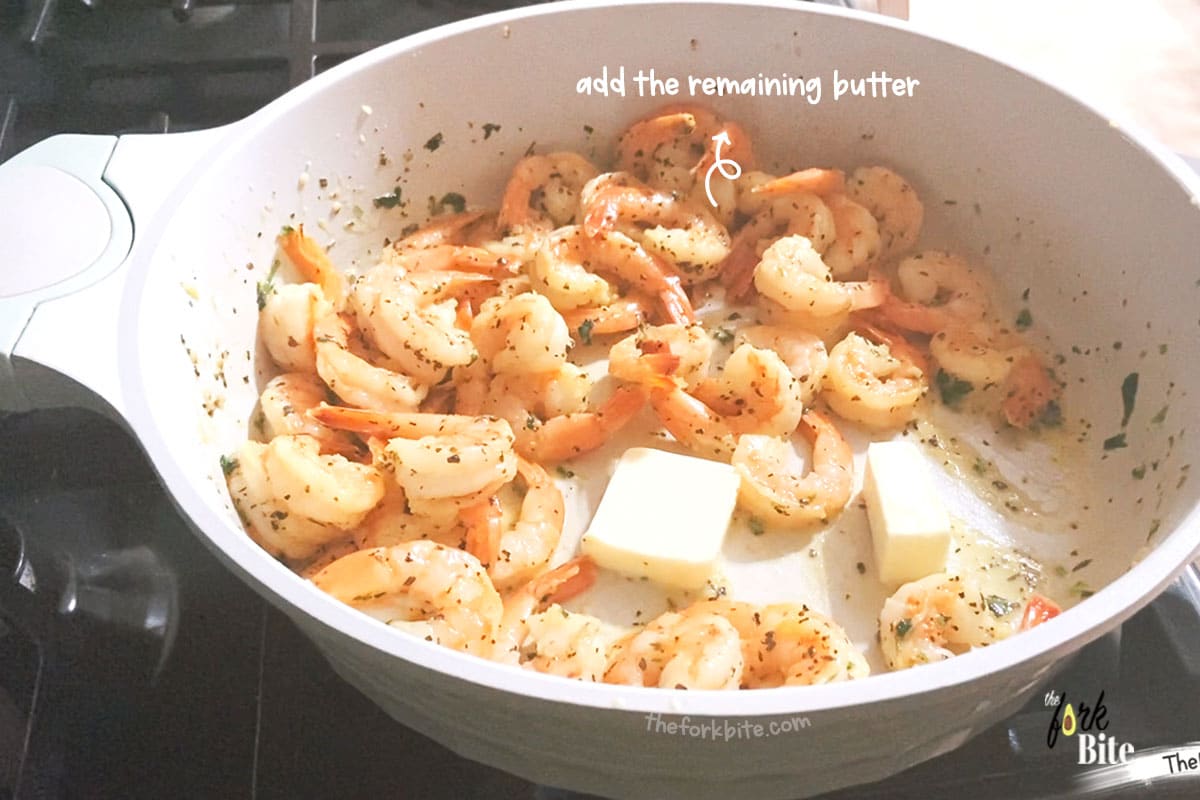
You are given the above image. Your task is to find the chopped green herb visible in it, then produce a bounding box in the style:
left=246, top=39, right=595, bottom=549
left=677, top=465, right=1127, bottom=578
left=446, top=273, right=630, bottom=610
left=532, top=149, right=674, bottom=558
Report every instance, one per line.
left=373, top=187, right=403, bottom=209
left=1146, top=518, right=1161, bottom=542
left=556, top=466, right=576, bottom=479
left=1069, top=580, right=1094, bottom=599
left=1053, top=564, right=1068, bottom=577
left=219, top=455, right=238, bottom=476
left=1159, top=344, right=1169, bottom=355
left=577, top=319, right=595, bottom=345
left=748, top=517, right=765, bottom=536
left=438, top=192, right=467, bottom=213
left=855, top=562, right=866, bottom=575
left=895, top=618, right=913, bottom=639
left=1071, top=558, right=1093, bottom=573
left=1021, top=287, right=1030, bottom=301
left=1103, top=433, right=1127, bottom=451
left=525, top=414, right=538, bottom=431
left=279, top=224, right=295, bottom=235
left=1151, top=405, right=1168, bottom=425
left=972, top=457, right=989, bottom=475
left=712, top=327, right=734, bottom=345
left=985, top=595, right=1015, bottom=617
left=254, top=260, right=281, bottom=310
left=935, top=370, right=974, bottom=407
left=424, top=132, right=444, bottom=151
left=1132, top=465, right=1146, bottom=480
left=1120, top=372, right=1139, bottom=427
left=482, top=123, right=501, bottom=140
left=1015, top=308, right=1033, bottom=330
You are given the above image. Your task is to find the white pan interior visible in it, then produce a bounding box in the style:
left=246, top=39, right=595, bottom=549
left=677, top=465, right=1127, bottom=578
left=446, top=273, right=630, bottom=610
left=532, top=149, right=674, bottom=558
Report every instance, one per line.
left=115, top=0, right=1200, bottom=794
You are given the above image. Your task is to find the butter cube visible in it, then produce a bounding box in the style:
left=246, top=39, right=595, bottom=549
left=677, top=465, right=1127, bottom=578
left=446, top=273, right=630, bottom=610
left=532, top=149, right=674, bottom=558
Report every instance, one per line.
left=863, top=441, right=951, bottom=585
left=580, top=448, right=740, bottom=588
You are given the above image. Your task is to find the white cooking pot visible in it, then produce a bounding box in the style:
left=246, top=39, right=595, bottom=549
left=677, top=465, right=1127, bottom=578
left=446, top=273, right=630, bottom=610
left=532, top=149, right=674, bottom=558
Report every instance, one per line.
left=3, top=2, right=1200, bottom=797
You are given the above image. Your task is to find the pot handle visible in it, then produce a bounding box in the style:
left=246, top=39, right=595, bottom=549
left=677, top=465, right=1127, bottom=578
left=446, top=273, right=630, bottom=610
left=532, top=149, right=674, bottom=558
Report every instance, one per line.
left=0, top=127, right=228, bottom=417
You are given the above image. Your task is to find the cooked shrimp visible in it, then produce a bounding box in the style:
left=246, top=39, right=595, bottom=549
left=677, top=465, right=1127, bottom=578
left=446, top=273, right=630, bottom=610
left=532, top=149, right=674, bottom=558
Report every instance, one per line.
left=823, top=325, right=928, bottom=430
left=510, top=385, right=647, bottom=463
left=312, top=541, right=503, bottom=655
left=582, top=179, right=732, bottom=283
left=313, top=311, right=428, bottom=412
left=749, top=167, right=846, bottom=199
left=585, top=229, right=696, bottom=324
left=258, top=373, right=364, bottom=458
left=493, top=556, right=598, bottom=664
left=350, top=263, right=493, bottom=384
left=517, top=605, right=618, bottom=681
left=529, top=225, right=621, bottom=311
left=731, top=410, right=854, bottom=526
left=821, top=193, right=882, bottom=279
left=734, top=325, right=829, bottom=405
left=608, top=323, right=714, bottom=389
left=486, top=365, right=593, bottom=420
left=308, top=405, right=518, bottom=516
left=470, top=291, right=572, bottom=376
left=733, top=602, right=869, bottom=687
left=388, top=243, right=517, bottom=277
left=392, top=210, right=490, bottom=251
left=753, top=235, right=887, bottom=318
left=648, top=378, right=740, bottom=460
left=560, top=295, right=653, bottom=337
left=691, top=344, right=806, bottom=438
left=226, top=434, right=385, bottom=560
left=260, top=282, right=326, bottom=374
left=463, top=458, right=565, bottom=592
left=1001, top=354, right=1061, bottom=429
left=720, top=193, right=836, bottom=300
left=845, top=166, right=924, bottom=260
left=605, top=609, right=744, bottom=690
left=353, top=487, right=464, bottom=550
left=878, top=251, right=990, bottom=335
left=879, top=573, right=1013, bottom=670
left=497, top=152, right=600, bottom=234
left=278, top=225, right=347, bottom=307
left=929, top=321, right=1029, bottom=388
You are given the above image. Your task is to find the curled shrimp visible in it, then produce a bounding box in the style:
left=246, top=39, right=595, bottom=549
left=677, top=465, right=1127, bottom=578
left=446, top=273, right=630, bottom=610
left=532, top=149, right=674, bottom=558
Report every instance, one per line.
left=846, top=165, right=924, bottom=260
left=821, top=193, right=882, bottom=280
left=823, top=324, right=928, bottom=430
left=721, top=193, right=837, bottom=299
left=879, top=573, right=1013, bottom=670
left=259, top=282, right=327, bottom=374
left=529, top=225, right=621, bottom=312
left=727, top=602, right=869, bottom=687
left=497, top=152, right=600, bottom=235
left=753, top=235, right=887, bottom=319
left=878, top=251, right=990, bottom=335
left=691, top=344, right=806, bottom=438
left=581, top=177, right=732, bottom=284
left=226, top=434, right=385, bottom=560
left=604, top=608, right=745, bottom=690
left=493, top=556, right=598, bottom=667
left=734, top=325, right=829, bottom=406
left=463, top=457, right=565, bottom=592
left=608, top=323, right=714, bottom=389
left=392, top=210, right=490, bottom=251
left=313, top=311, right=428, bottom=412
left=311, top=541, right=503, bottom=656
left=928, top=320, right=1031, bottom=393
left=258, top=373, right=364, bottom=458
left=309, top=405, right=518, bottom=516
left=350, top=263, right=494, bottom=384
left=470, top=291, right=572, bottom=376
left=731, top=410, right=854, bottom=527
